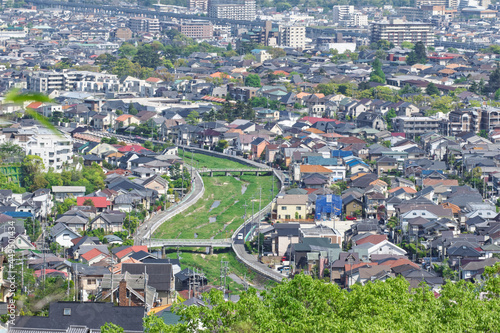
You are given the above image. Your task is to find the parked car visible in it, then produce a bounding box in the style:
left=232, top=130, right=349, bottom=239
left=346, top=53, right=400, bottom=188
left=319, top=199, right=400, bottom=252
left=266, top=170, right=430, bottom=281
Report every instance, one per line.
left=346, top=216, right=357, bottom=220
left=237, top=233, right=244, bottom=240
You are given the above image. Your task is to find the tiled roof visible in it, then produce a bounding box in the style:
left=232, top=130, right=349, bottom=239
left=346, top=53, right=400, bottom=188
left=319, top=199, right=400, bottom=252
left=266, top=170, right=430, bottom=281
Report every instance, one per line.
left=76, top=197, right=111, bottom=208
left=300, top=165, right=332, bottom=173
left=81, top=248, right=105, bottom=261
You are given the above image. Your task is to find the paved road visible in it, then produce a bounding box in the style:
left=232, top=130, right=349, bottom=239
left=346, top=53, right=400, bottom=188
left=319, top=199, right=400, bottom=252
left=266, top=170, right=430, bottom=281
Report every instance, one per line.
left=90, top=129, right=288, bottom=282
left=233, top=243, right=284, bottom=282
left=135, top=169, right=204, bottom=245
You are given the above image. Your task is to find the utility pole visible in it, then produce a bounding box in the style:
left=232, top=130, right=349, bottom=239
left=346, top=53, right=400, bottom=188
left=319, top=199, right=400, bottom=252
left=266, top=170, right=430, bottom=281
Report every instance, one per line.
left=242, top=200, right=248, bottom=220
left=258, top=187, right=262, bottom=259
left=144, top=266, right=148, bottom=316
left=220, top=258, right=229, bottom=297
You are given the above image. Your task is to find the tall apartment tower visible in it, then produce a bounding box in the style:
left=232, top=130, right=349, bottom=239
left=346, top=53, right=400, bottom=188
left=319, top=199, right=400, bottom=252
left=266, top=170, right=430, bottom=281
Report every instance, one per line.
left=208, top=0, right=256, bottom=21
left=370, top=19, right=434, bottom=47
left=128, top=17, right=160, bottom=33
left=279, top=26, right=306, bottom=49
left=416, top=0, right=459, bottom=9
left=189, top=0, right=209, bottom=11
left=333, top=5, right=354, bottom=24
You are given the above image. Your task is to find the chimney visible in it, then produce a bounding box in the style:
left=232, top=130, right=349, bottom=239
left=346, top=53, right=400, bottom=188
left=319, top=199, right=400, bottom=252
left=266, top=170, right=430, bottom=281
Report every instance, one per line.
left=119, top=279, right=127, bottom=306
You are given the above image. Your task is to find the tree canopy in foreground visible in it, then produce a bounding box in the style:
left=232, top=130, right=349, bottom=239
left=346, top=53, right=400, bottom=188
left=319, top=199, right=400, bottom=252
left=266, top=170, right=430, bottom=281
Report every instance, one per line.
left=137, top=264, right=500, bottom=333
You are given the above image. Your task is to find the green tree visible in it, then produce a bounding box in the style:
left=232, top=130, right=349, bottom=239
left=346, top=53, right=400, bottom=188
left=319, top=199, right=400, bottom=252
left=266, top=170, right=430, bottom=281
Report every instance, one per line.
left=406, top=51, right=418, bottom=66
left=133, top=44, right=162, bottom=69
left=56, top=198, right=77, bottom=215
left=270, top=47, right=286, bottom=59
left=143, top=141, right=154, bottom=150
left=401, top=41, right=415, bottom=49
left=414, top=41, right=427, bottom=63
left=370, top=58, right=385, bottom=83
left=21, top=155, right=45, bottom=190
left=316, top=83, right=336, bottom=95
left=101, top=323, right=124, bottom=333
left=276, top=1, right=292, bottom=11
left=425, top=83, right=440, bottom=96
left=128, top=103, right=138, bottom=115
left=118, top=43, right=137, bottom=58
left=385, top=108, right=397, bottom=130
left=244, top=74, right=261, bottom=88
left=226, top=43, right=233, bottom=51
left=488, top=67, right=500, bottom=94
left=215, top=139, right=229, bottom=152
left=479, top=129, right=489, bottom=138
left=186, top=111, right=200, bottom=125
left=376, top=39, right=392, bottom=50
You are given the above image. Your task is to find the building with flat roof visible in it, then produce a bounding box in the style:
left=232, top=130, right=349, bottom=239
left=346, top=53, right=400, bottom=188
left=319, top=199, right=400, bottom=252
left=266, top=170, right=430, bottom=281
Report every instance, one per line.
left=128, top=17, right=160, bottom=33
left=279, top=25, right=306, bottom=49
left=371, top=19, right=434, bottom=47
left=393, top=116, right=441, bottom=139
left=208, top=0, right=256, bottom=21
left=180, top=20, right=214, bottom=39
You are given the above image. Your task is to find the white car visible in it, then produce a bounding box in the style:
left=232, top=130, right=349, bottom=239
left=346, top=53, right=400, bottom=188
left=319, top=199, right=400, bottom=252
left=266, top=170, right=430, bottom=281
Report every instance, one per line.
left=237, top=233, right=244, bottom=240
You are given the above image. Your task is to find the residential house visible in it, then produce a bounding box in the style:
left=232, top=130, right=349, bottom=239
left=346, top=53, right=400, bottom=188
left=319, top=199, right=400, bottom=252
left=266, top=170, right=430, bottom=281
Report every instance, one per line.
left=376, top=156, right=398, bottom=176
left=276, top=194, right=310, bottom=220
left=50, top=222, right=82, bottom=248
left=121, top=262, right=175, bottom=304
left=13, top=301, right=144, bottom=333
left=52, top=186, right=86, bottom=202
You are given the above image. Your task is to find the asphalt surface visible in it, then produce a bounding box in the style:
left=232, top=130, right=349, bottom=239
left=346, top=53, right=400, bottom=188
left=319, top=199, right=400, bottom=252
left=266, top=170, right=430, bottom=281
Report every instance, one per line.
left=90, top=129, right=287, bottom=281
left=134, top=169, right=204, bottom=245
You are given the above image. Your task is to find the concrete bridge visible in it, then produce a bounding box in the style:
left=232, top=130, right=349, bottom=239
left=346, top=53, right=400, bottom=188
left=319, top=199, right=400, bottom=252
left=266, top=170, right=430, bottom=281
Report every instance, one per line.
left=145, top=238, right=232, bottom=254
left=198, top=168, right=272, bottom=177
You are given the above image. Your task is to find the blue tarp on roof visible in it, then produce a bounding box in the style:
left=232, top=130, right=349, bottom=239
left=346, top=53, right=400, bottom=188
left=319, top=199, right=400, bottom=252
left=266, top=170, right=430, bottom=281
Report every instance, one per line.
left=422, top=170, right=444, bottom=175
left=4, top=212, right=33, bottom=218
left=331, top=150, right=352, bottom=159
left=315, top=194, right=342, bottom=220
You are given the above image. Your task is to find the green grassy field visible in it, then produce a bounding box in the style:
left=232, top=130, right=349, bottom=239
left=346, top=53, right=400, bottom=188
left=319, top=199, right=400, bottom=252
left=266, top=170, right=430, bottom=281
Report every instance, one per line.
left=165, top=249, right=266, bottom=294
left=154, top=175, right=277, bottom=239
left=179, top=149, right=257, bottom=170
left=156, top=152, right=277, bottom=291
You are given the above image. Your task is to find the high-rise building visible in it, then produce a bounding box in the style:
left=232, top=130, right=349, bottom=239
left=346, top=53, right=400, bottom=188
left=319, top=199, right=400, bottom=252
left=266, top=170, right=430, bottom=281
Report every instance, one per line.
left=189, top=0, right=209, bottom=11
left=332, top=5, right=368, bottom=27
left=25, top=129, right=73, bottom=173
left=416, top=0, right=458, bottom=9
left=370, top=19, right=434, bottom=47
left=279, top=25, right=306, bottom=49
left=333, top=5, right=354, bottom=24
left=397, top=6, right=446, bottom=20
left=179, top=20, right=214, bottom=39
left=128, top=17, right=160, bottom=33
left=208, top=0, right=256, bottom=21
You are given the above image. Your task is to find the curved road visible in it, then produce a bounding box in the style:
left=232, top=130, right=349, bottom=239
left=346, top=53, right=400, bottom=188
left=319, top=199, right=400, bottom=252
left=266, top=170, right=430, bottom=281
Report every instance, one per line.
left=91, top=130, right=288, bottom=281
left=135, top=169, right=204, bottom=245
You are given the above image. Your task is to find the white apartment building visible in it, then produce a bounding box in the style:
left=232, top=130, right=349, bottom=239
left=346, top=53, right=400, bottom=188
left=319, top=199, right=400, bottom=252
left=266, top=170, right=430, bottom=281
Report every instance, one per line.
left=208, top=0, right=256, bottom=21
left=333, top=6, right=368, bottom=27
left=279, top=25, right=306, bottom=49
left=333, top=5, right=353, bottom=24
left=25, top=128, right=73, bottom=172
left=128, top=17, right=160, bottom=33
left=370, top=19, right=434, bottom=47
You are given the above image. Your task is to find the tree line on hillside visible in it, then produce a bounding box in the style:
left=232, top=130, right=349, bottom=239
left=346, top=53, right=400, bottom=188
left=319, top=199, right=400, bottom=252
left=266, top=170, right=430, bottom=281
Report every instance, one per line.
left=102, top=264, right=500, bottom=333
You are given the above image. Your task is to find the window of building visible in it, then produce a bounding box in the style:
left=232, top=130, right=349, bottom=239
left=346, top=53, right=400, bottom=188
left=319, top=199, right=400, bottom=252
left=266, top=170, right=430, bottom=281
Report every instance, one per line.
left=281, top=206, right=287, bottom=210
left=296, top=206, right=302, bottom=210
left=64, top=308, right=71, bottom=316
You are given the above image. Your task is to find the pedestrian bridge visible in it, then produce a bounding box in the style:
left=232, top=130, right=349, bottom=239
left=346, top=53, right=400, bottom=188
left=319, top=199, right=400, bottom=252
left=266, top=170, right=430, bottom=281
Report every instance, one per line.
left=198, top=168, right=272, bottom=177
left=145, top=238, right=233, bottom=253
